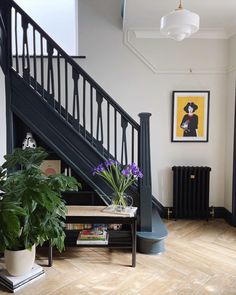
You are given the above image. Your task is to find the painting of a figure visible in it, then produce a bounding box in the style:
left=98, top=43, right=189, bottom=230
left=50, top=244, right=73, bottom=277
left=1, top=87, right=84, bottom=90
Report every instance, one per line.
left=172, top=91, right=209, bottom=142
left=180, top=102, right=198, bottom=137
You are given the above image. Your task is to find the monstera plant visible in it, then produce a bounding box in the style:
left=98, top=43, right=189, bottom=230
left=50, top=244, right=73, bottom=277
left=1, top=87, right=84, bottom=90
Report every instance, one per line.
left=0, top=147, right=81, bottom=276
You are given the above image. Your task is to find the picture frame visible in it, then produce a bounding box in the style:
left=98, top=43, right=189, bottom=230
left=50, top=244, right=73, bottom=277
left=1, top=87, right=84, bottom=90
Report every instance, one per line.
left=172, top=91, right=210, bottom=142
left=40, top=160, right=61, bottom=176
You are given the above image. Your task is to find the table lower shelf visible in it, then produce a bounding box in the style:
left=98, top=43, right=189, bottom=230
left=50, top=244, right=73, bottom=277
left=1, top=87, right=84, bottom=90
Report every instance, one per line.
left=65, top=229, right=132, bottom=249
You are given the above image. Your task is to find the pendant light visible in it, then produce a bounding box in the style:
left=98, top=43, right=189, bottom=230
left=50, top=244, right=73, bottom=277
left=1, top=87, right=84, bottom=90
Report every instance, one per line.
left=160, top=0, right=200, bottom=41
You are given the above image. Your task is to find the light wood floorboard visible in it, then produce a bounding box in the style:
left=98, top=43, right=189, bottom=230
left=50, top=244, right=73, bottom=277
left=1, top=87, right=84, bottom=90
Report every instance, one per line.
left=1, top=219, right=236, bottom=294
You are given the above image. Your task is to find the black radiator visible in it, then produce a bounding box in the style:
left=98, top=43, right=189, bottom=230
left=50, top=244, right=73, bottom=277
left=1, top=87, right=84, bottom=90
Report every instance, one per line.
left=172, top=166, right=211, bottom=220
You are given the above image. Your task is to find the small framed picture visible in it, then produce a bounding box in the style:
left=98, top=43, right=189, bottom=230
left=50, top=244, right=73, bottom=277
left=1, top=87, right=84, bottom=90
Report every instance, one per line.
left=40, top=160, right=61, bottom=176
left=172, top=91, right=210, bottom=142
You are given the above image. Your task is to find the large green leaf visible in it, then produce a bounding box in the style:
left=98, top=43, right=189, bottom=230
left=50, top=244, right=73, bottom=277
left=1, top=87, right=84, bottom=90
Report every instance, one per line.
left=0, top=147, right=81, bottom=251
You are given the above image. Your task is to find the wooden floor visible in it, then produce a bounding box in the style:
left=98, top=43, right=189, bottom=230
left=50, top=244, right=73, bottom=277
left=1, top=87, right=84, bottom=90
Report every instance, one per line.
left=1, top=219, right=236, bottom=294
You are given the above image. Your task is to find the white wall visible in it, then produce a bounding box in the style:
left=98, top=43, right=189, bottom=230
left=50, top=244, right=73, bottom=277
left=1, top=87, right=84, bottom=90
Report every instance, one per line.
left=77, top=0, right=228, bottom=207
left=0, top=68, right=6, bottom=164
left=15, top=0, right=77, bottom=55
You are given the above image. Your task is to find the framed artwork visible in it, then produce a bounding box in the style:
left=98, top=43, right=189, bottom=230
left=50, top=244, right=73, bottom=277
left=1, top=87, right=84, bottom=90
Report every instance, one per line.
left=172, top=91, right=210, bottom=142
left=40, top=160, right=61, bottom=176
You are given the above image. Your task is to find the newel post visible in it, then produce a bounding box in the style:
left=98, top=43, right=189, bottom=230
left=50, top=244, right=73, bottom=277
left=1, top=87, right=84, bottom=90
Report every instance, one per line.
left=138, top=112, right=152, bottom=232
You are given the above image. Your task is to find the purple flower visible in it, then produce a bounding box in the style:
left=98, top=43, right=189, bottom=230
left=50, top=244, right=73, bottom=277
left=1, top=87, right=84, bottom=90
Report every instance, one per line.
left=132, top=167, right=140, bottom=176
left=137, top=171, right=143, bottom=178
left=92, top=160, right=143, bottom=192
left=104, top=159, right=117, bottom=168
left=131, top=163, right=137, bottom=169
left=104, top=159, right=112, bottom=167
left=92, top=168, right=97, bottom=176
left=97, top=164, right=105, bottom=172
left=121, top=169, right=130, bottom=177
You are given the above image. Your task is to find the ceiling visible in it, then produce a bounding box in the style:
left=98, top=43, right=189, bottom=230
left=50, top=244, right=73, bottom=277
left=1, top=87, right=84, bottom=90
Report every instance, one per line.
left=124, top=0, right=236, bottom=38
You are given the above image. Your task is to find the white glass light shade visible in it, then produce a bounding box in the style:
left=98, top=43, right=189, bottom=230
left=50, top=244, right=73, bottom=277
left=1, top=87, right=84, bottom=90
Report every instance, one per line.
left=160, top=9, right=200, bottom=41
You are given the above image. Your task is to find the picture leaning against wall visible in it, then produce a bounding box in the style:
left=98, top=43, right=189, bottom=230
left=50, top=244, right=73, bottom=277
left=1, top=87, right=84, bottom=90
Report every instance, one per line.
left=171, top=91, right=210, bottom=142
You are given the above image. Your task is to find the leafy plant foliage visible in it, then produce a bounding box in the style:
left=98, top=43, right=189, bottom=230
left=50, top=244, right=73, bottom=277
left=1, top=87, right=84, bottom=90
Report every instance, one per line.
left=0, top=147, right=81, bottom=252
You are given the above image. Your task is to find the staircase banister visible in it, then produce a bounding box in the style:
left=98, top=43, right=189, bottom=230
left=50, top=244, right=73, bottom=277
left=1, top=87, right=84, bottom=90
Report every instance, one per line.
left=95, top=88, right=140, bottom=130
left=11, top=0, right=139, bottom=131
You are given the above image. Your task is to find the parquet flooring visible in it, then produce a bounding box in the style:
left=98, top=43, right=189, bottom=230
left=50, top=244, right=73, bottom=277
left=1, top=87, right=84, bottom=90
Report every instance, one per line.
left=1, top=219, right=236, bottom=294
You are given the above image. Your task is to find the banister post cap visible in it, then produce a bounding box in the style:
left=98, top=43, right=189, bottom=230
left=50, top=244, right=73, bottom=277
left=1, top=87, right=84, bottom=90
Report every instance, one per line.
left=138, top=112, right=152, bottom=118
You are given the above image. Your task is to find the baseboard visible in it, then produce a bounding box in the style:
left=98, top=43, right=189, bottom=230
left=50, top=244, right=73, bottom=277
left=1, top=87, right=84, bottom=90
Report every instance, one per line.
left=212, top=207, right=226, bottom=218
left=223, top=208, right=233, bottom=225
left=152, top=200, right=233, bottom=225
left=152, top=197, right=166, bottom=218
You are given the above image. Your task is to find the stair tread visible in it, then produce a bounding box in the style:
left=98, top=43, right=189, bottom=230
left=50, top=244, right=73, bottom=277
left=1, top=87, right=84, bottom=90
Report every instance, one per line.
left=137, top=231, right=167, bottom=240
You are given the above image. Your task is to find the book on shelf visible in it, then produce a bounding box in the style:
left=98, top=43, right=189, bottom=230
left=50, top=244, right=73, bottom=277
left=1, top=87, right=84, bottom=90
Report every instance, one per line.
left=77, top=230, right=109, bottom=245
left=76, top=235, right=109, bottom=245
left=0, top=263, right=45, bottom=293
left=65, top=223, right=93, bottom=230
left=65, top=224, right=108, bottom=231
left=79, top=229, right=107, bottom=239
left=93, top=224, right=108, bottom=231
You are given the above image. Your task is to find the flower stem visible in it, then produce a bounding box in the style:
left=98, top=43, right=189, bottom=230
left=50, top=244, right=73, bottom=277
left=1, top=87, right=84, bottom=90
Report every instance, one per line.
left=113, top=192, right=127, bottom=208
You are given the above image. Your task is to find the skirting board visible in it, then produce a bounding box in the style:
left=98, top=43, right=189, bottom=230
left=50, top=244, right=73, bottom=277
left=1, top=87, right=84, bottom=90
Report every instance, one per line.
left=153, top=199, right=233, bottom=225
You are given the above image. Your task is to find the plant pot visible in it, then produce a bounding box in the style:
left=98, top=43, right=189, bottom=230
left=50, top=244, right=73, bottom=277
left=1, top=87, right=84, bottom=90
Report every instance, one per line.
left=4, top=245, right=36, bottom=276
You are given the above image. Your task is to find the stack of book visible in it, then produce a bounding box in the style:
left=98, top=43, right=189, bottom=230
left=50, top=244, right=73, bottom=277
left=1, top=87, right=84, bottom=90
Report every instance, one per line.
left=77, top=228, right=108, bottom=245
left=0, top=264, right=45, bottom=293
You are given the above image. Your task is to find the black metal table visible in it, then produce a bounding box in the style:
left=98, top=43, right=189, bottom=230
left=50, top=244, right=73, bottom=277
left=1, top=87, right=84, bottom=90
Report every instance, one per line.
left=48, top=206, right=137, bottom=267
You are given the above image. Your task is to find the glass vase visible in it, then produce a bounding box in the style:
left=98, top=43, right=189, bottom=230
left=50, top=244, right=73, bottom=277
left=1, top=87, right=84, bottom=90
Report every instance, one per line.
left=111, top=192, right=133, bottom=212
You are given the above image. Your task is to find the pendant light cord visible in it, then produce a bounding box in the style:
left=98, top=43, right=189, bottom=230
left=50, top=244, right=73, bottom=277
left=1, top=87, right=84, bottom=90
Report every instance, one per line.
left=178, top=0, right=183, bottom=9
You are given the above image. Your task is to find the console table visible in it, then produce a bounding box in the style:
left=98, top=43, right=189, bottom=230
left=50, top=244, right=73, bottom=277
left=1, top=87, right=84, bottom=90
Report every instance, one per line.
left=48, top=206, right=137, bottom=267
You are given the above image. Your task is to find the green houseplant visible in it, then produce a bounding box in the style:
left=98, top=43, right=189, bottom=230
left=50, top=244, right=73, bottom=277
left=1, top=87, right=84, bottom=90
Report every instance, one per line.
left=0, top=147, right=80, bottom=275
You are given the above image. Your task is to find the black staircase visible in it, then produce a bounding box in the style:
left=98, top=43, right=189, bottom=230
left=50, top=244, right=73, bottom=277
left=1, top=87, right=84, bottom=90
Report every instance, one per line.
left=0, top=0, right=167, bottom=254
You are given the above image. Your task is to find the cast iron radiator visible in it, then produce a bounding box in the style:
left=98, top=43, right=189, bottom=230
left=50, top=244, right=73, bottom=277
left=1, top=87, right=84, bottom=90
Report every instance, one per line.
left=172, top=166, right=211, bottom=219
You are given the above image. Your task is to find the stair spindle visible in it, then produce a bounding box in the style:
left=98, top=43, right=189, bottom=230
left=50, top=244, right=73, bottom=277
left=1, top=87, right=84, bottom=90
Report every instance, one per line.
left=131, top=126, right=134, bottom=164
left=83, top=77, right=86, bottom=137
left=96, top=91, right=104, bottom=149
left=121, top=116, right=128, bottom=165
left=107, top=101, right=110, bottom=154
left=40, top=34, right=44, bottom=98
left=33, top=28, right=37, bottom=90
left=90, top=84, right=94, bottom=145
left=65, top=60, right=68, bottom=121
left=21, top=15, right=30, bottom=83
left=72, top=68, right=80, bottom=127
left=57, top=52, right=61, bottom=114
left=47, top=41, right=55, bottom=107
left=14, top=10, right=19, bottom=73
left=114, top=109, right=117, bottom=159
